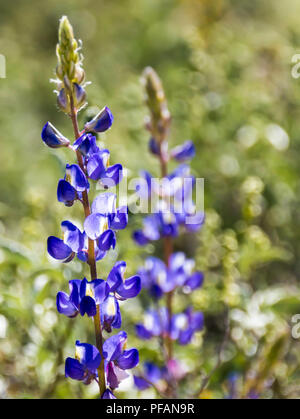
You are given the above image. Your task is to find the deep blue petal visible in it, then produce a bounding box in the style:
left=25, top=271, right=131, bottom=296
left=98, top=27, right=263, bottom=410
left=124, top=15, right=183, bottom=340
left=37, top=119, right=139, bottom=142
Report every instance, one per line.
left=109, top=206, right=128, bottom=230
left=73, top=133, right=99, bottom=157
left=92, top=279, right=110, bottom=304
left=69, top=279, right=81, bottom=308
left=41, top=122, right=70, bottom=149
left=133, top=230, right=149, bottom=246
left=84, top=106, right=114, bottom=133
left=184, top=271, right=204, bottom=291
left=79, top=295, right=97, bottom=317
left=191, top=311, right=204, bottom=331
left=57, top=179, right=77, bottom=207
left=94, top=246, right=107, bottom=261
left=107, top=261, right=126, bottom=292
left=117, top=348, right=139, bottom=370
left=47, top=236, right=74, bottom=262
left=144, top=362, right=162, bottom=383
left=77, top=250, right=88, bottom=262
left=101, top=389, right=117, bottom=399
left=101, top=164, right=123, bottom=188
left=86, top=152, right=107, bottom=180
left=148, top=137, right=160, bottom=155
left=178, top=327, right=194, bottom=345
left=61, top=221, right=85, bottom=253
left=170, top=140, right=195, bottom=162
left=103, top=330, right=127, bottom=362
left=149, top=284, right=163, bottom=300
left=65, top=164, right=89, bottom=192
left=75, top=340, right=101, bottom=372
left=56, top=291, right=78, bottom=317
left=98, top=229, right=116, bottom=251
left=134, top=376, right=151, bottom=390
left=116, top=275, right=141, bottom=300
left=65, top=357, right=85, bottom=381
left=135, top=324, right=152, bottom=340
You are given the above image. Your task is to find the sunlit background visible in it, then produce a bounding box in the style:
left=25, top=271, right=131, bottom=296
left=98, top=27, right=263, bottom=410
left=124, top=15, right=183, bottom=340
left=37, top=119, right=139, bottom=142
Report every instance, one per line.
left=1, top=0, right=300, bottom=398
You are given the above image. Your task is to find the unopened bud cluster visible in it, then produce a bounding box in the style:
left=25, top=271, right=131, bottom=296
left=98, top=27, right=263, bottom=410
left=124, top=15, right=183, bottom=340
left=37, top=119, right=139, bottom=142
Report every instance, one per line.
left=55, top=16, right=86, bottom=113
left=142, top=67, right=171, bottom=144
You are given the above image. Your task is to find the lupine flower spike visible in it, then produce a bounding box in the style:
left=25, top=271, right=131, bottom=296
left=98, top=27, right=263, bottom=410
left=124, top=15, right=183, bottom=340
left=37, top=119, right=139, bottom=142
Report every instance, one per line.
left=41, top=16, right=140, bottom=398
left=133, top=67, right=204, bottom=397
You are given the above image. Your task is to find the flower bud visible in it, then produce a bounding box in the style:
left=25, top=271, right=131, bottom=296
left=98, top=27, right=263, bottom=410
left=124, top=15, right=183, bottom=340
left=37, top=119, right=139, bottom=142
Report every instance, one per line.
left=148, top=137, right=160, bottom=155
left=57, top=88, right=70, bottom=113
left=41, top=122, right=70, bottom=148
left=142, top=67, right=171, bottom=137
left=73, top=83, right=87, bottom=110
left=170, top=140, right=195, bottom=162
left=56, top=16, right=85, bottom=88
left=74, top=65, right=85, bottom=84
left=84, top=106, right=114, bottom=133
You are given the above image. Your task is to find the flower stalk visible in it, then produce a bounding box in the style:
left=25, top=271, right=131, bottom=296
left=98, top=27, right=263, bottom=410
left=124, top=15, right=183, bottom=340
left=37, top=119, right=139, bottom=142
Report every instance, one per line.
left=42, top=16, right=141, bottom=399
left=133, top=67, right=204, bottom=398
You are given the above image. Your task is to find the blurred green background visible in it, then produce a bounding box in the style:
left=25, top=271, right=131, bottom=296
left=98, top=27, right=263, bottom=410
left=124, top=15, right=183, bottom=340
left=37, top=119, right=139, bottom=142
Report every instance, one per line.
left=1, top=0, right=300, bottom=398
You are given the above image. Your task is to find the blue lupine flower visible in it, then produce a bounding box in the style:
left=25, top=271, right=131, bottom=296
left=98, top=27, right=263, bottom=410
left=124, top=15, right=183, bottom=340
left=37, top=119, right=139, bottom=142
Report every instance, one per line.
left=65, top=340, right=101, bottom=384
left=57, top=179, right=77, bottom=206
left=168, top=252, right=204, bottom=292
left=136, top=308, right=168, bottom=340
left=84, top=192, right=128, bottom=251
left=79, top=277, right=109, bottom=317
left=65, top=164, right=89, bottom=192
left=101, top=294, right=122, bottom=333
left=135, top=164, right=195, bottom=201
left=57, top=277, right=109, bottom=318
left=86, top=149, right=109, bottom=179
left=107, top=261, right=141, bottom=301
left=74, top=131, right=123, bottom=190
left=169, top=308, right=204, bottom=345
left=84, top=106, right=114, bottom=133
left=47, top=220, right=85, bottom=263
left=73, top=132, right=100, bottom=157
left=133, top=205, right=204, bottom=246
left=138, top=252, right=204, bottom=298
left=170, top=140, right=195, bottom=162
left=137, top=256, right=166, bottom=298
left=103, top=331, right=139, bottom=390
left=132, top=215, right=161, bottom=246
left=41, top=122, right=70, bottom=148
left=101, top=389, right=116, bottom=399
left=135, top=170, right=153, bottom=199
left=136, top=307, right=203, bottom=345
left=56, top=279, right=81, bottom=318
left=134, top=362, right=163, bottom=390
left=133, top=163, right=204, bottom=245
left=86, top=150, right=123, bottom=188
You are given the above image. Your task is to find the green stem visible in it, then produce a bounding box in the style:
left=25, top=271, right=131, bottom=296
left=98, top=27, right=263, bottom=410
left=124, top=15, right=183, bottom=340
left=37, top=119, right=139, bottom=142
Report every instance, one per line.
left=69, top=93, right=106, bottom=397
